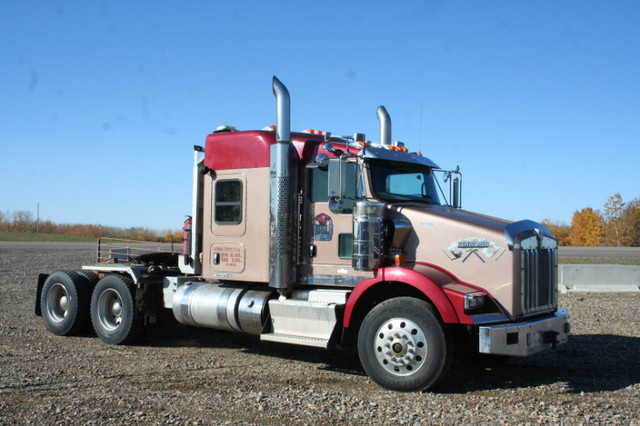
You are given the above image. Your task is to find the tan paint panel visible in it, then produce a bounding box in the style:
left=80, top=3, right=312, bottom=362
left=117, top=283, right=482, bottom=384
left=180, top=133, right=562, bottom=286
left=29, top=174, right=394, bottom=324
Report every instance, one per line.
left=202, top=168, right=270, bottom=283
left=389, top=204, right=517, bottom=313
left=209, top=242, right=245, bottom=273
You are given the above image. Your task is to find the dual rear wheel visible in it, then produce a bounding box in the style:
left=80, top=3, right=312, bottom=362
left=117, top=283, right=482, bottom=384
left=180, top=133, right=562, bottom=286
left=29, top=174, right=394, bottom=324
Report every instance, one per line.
left=40, top=271, right=143, bottom=344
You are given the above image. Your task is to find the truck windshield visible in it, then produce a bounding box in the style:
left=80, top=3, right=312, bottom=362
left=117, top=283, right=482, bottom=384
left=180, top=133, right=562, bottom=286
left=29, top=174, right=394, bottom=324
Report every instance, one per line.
left=368, top=159, right=442, bottom=205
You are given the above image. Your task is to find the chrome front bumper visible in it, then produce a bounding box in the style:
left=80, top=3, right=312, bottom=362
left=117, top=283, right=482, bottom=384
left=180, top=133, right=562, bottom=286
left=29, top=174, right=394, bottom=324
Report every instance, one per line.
left=479, top=309, right=569, bottom=357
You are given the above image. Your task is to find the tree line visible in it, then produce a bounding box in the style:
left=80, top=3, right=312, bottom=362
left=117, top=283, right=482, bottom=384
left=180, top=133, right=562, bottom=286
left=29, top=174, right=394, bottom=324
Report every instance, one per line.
left=0, top=210, right=183, bottom=243
left=542, top=193, right=640, bottom=247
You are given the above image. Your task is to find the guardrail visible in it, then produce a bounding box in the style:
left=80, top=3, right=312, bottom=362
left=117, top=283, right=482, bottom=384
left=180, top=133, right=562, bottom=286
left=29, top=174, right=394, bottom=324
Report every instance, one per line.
left=558, top=264, right=640, bottom=293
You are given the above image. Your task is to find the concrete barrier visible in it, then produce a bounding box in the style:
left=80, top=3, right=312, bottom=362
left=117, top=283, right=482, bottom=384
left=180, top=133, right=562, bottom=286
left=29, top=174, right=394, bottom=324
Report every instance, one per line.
left=558, top=264, right=640, bottom=293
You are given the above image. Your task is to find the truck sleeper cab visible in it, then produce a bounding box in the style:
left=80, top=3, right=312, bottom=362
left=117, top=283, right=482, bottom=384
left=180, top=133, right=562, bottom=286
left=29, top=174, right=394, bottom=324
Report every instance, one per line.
left=36, top=77, right=568, bottom=393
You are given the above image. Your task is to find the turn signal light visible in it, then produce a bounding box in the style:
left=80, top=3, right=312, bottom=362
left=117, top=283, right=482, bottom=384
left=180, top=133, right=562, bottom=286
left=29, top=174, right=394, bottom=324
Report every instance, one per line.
left=394, top=254, right=405, bottom=266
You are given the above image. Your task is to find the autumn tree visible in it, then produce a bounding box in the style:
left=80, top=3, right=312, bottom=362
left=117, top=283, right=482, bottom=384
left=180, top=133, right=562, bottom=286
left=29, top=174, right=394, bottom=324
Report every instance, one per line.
left=12, top=210, right=35, bottom=233
left=620, top=197, right=640, bottom=246
left=541, top=219, right=570, bottom=246
left=603, top=193, right=625, bottom=246
left=569, top=207, right=605, bottom=246
left=0, top=211, right=8, bottom=231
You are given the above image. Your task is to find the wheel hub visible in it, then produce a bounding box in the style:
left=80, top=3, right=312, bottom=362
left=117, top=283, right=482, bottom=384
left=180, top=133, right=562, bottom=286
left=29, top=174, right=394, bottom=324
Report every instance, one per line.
left=46, top=283, right=69, bottom=322
left=374, top=318, right=427, bottom=376
left=97, top=289, right=124, bottom=331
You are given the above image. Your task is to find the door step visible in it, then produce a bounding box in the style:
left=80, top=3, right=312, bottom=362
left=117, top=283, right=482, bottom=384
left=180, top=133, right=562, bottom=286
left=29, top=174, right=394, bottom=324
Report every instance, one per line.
left=261, top=333, right=330, bottom=348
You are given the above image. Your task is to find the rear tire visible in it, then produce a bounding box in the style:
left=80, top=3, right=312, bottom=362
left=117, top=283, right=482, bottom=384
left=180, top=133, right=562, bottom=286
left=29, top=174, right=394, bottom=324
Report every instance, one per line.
left=91, top=275, right=144, bottom=345
left=357, top=297, right=452, bottom=392
left=41, top=271, right=91, bottom=336
left=76, top=270, right=99, bottom=289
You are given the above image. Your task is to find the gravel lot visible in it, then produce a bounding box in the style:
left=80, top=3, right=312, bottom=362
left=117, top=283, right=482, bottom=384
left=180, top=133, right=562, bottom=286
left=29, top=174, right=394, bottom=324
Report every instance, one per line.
left=1, top=246, right=639, bottom=425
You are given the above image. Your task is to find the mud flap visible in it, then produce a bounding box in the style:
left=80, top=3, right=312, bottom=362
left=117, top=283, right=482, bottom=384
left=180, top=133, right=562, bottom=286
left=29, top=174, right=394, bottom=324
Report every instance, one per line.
left=35, top=273, right=49, bottom=316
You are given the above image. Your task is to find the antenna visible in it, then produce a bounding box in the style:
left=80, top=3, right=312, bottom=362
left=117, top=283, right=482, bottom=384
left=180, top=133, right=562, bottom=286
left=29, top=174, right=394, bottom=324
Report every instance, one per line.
left=419, top=101, right=423, bottom=153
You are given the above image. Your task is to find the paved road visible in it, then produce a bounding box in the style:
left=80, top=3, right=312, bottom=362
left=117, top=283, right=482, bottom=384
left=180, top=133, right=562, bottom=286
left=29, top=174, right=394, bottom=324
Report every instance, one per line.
left=0, top=241, right=96, bottom=249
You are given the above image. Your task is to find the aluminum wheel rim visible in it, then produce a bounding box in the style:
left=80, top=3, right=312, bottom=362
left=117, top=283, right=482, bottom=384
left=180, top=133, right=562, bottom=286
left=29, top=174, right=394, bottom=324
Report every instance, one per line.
left=374, top=317, right=427, bottom=376
left=97, top=289, right=124, bottom=331
left=46, top=283, right=69, bottom=323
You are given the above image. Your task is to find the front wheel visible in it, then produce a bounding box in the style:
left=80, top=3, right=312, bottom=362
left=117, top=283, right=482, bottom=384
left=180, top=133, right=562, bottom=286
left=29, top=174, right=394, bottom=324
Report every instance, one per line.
left=91, top=275, right=143, bottom=345
left=357, top=297, right=452, bottom=392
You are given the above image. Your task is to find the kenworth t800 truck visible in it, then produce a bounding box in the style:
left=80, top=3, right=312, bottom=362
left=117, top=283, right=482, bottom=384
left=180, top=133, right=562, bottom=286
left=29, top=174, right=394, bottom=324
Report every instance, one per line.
left=36, top=77, right=568, bottom=392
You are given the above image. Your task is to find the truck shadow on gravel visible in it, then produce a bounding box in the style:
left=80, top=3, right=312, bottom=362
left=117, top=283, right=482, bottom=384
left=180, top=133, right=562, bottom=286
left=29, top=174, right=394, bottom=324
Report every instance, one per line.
left=140, top=325, right=640, bottom=394
left=439, top=334, right=640, bottom=394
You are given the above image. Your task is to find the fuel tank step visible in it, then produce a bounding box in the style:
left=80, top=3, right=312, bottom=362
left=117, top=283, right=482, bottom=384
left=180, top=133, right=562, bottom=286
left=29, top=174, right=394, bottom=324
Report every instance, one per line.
left=261, top=290, right=350, bottom=348
left=261, top=332, right=330, bottom=348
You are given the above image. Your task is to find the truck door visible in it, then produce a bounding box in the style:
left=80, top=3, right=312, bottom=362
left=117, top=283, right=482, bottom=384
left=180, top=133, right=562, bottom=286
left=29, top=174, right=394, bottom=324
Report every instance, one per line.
left=304, top=161, right=370, bottom=286
left=203, top=169, right=270, bottom=283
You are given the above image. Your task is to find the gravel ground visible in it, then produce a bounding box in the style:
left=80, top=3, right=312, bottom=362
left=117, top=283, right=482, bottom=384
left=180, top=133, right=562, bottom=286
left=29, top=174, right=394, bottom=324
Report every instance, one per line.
left=1, top=247, right=639, bottom=425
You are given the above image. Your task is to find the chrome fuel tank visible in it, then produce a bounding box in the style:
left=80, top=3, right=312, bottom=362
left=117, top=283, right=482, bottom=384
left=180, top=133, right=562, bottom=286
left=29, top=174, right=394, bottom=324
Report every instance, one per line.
left=172, top=282, right=274, bottom=335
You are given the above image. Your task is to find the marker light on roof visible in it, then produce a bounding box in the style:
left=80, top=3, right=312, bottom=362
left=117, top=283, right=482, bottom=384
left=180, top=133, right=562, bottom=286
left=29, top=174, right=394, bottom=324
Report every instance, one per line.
left=304, top=129, right=326, bottom=135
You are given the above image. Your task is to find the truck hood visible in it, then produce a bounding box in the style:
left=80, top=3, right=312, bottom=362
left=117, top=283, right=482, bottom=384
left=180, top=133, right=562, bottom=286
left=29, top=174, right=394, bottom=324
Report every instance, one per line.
left=388, top=203, right=517, bottom=311
left=388, top=203, right=512, bottom=256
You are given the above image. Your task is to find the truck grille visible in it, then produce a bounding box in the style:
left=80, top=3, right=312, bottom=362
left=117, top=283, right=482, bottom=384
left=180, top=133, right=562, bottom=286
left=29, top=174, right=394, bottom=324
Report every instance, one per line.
left=520, top=248, right=557, bottom=315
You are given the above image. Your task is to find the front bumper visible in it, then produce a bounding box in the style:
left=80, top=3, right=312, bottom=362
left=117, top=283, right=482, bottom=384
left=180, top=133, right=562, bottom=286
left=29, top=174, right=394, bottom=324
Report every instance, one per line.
left=479, top=309, right=569, bottom=357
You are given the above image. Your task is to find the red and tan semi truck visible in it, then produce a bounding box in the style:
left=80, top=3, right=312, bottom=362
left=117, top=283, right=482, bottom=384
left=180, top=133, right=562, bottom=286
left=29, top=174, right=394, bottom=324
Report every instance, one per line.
left=36, top=77, right=569, bottom=392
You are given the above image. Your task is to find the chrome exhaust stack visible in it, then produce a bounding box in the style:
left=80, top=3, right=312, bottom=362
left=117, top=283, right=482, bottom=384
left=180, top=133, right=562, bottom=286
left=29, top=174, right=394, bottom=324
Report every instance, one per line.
left=273, top=77, right=291, bottom=143
left=377, top=105, right=391, bottom=145
left=269, top=77, right=297, bottom=291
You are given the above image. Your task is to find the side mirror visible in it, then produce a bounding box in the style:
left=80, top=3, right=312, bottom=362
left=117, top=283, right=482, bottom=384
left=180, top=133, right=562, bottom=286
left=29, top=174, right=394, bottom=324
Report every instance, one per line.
left=328, top=159, right=346, bottom=199
left=452, top=177, right=461, bottom=209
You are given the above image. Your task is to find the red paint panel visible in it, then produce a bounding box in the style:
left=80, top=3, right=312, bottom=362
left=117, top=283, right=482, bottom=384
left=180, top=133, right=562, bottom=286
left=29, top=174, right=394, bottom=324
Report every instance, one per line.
left=342, top=266, right=460, bottom=328
left=205, top=131, right=275, bottom=170
left=204, top=130, right=359, bottom=171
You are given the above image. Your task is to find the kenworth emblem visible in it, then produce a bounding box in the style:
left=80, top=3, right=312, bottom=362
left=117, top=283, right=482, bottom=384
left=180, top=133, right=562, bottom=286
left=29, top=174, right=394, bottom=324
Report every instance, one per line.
left=444, top=238, right=505, bottom=263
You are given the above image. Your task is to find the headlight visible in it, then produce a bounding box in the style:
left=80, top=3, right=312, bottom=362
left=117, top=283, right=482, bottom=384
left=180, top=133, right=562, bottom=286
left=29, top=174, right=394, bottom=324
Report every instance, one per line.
left=464, top=292, right=486, bottom=311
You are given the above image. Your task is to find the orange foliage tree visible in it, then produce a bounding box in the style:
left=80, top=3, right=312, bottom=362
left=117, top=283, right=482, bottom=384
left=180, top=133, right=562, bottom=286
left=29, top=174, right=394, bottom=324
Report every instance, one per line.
left=569, top=207, right=605, bottom=246
left=620, top=198, right=640, bottom=246
left=1, top=209, right=180, bottom=243
left=541, top=219, right=571, bottom=246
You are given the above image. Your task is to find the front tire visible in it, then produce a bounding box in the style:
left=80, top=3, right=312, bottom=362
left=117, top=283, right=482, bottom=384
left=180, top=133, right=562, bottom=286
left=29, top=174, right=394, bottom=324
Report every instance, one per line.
left=41, top=271, right=91, bottom=336
left=357, top=297, right=452, bottom=392
left=91, top=275, right=143, bottom=345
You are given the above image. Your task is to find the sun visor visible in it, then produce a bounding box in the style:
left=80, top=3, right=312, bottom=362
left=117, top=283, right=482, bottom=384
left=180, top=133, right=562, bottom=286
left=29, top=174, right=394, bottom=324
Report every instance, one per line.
left=358, top=145, right=439, bottom=169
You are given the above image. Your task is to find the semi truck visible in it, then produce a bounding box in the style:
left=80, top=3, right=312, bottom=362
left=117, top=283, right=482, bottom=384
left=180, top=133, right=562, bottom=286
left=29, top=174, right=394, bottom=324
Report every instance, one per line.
left=36, top=77, right=569, bottom=392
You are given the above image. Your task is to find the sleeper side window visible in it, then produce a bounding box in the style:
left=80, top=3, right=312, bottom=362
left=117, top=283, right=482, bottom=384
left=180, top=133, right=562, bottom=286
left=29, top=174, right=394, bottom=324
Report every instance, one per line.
left=215, top=179, right=242, bottom=224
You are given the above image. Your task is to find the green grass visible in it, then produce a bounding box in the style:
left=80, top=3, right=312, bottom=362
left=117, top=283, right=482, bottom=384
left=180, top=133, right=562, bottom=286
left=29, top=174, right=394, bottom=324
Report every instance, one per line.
left=0, top=231, right=97, bottom=243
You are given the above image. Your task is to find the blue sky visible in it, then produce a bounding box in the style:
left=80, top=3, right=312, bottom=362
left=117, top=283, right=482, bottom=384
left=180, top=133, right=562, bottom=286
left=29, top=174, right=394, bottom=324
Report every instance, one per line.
left=1, top=1, right=639, bottom=230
